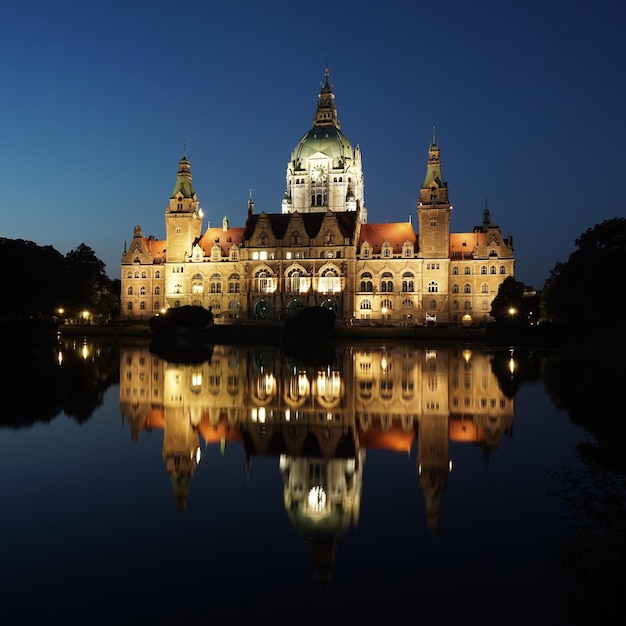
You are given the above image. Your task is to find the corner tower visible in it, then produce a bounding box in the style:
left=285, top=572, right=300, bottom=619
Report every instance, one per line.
left=417, top=128, right=451, bottom=258
left=165, top=151, right=203, bottom=263
left=283, top=67, right=366, bottom=222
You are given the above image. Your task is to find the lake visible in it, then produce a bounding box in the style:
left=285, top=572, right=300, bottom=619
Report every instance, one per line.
left=1, top=334, right=623, bottom=625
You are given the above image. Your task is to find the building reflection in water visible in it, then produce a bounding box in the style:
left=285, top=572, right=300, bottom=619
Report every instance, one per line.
left=119, top=342, right=513, bottom=580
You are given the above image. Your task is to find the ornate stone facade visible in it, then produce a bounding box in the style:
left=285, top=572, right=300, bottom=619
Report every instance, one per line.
left=121, top=69, right=514, bottom=325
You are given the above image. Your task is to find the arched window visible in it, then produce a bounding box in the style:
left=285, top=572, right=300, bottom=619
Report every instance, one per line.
left=155, top=270, right=161, bottom=279
left=401, top=298, right=414, bottom=309
left=255, top=269, right=274, bottom=293
left=210, top=273, right=222, bottom=293
left=453, top=301, right=459, bottom=310
left=360, top=272, right=373, bottom=292
left=490, top=266, right=497, bottom=274
left=127, top=286, right=133, bottom=295
left=140, top=301, right=146, bottom=310
left=481, top=266, right=487, bottom=275
left=360, top=299, right=372, bottom=310
left=430, top=300, right=437, bottom=309
left=154, top=286, right=161, bottom=295
left=402, top=272, right=414, bottom=292
left=481, top=283, right=489, bottom=294
left=381, top=298, right=393, bottom=310
left=500, top=265, right=506, bottom=274
left=127, top=302, right=133, bottom=310
left=174, top=283, right=183, bottom=294
left=141, top=271, right=147, bottom=279
left=464, top=301, right=472, bottom=310
left=126, top=271, right=132, bottom=279
left=228, top=273, right=240, bottom=293
left=464, top=284, right=471, bottom=294
left=134, top=271, right=140, bottom=278
left=427, top=281, right=439, bottom=293
left=452, top=284, right=459, bottom=294
left=381, top=271, right=393, bottom=292
left=318, top=267, right=340, bottom=294
left=140, top=286, right=146, bottom=296
left=287, top=269, right=301, bottom=292
left=464, top=266, right=471, bottom=275
left=452, top=266, right=459, bottom=275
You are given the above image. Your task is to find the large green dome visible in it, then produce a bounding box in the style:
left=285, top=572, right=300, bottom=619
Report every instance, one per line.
left=291, top=126, right=354, bottom=169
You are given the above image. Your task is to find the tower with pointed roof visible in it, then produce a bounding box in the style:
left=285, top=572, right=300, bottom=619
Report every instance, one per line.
left=417, top=127, right=451, bottom=259
left=165, top=152, right=203, bottom=264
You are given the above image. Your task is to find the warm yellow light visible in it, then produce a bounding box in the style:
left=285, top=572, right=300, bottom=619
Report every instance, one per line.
left=508, top=307, right=517, bottom=316
left=82, top=310, right=90, bottom=320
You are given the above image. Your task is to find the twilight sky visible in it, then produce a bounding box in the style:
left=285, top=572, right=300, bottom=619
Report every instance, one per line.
left=2, top=0, right=625, bottom=288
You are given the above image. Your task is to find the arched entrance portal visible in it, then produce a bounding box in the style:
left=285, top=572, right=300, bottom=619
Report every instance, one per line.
left=255, top=299, right=272, bottom=319
left=286, top=299, right=304, bottom=318
left=321, top=299, right=338, bottom=314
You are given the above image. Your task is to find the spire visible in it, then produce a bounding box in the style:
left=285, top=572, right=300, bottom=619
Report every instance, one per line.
left=248, top=189, right=254, bottom=216
left=222, top=215, right=229, bottom=231
left=421, top=129, right=446, bottom=191
left=313, top=66, right=340, bottom=129
left=170, top=152, right=195, bottom=199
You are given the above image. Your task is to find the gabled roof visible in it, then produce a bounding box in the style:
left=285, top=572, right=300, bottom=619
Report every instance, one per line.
left=358, top=222, right=417, bottom=253
left=242, top=210, right=359, bottom=241
left=449, top=232, right=485, bottom=254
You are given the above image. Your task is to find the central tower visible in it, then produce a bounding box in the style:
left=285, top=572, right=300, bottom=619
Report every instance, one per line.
left=282, top=68, right=367, bottom=222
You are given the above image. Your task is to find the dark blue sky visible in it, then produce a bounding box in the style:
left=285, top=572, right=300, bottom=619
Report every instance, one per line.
left=2, top=0, right=625, bottom=287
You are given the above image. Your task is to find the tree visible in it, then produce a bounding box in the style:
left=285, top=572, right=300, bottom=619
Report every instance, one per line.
left=489, top=276, right=537, bottom=333
left=542, top=218, right=626, bottom=331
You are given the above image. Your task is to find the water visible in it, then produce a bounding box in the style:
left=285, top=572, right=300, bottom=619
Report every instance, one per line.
left=0, top=335, right=622, bottom=625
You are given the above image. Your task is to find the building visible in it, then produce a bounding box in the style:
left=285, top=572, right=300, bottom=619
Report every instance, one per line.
left=121, top=68, right=514, bottom=325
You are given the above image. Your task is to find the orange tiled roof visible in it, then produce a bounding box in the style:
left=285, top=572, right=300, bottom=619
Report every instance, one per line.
left=198, top=227, right=245, bottom=256
left=358, top=222, right=417, bottom=254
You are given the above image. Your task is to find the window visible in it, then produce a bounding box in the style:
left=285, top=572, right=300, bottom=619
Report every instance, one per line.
left=401, top=272, right=414, bottom=292
left=401, top=298, right=414, bottom=309
left=452, top=284, right=459, bottom=294
left=453, top=301, right=459, bottom=310
left=381, top=298, right=392, bottom=311
left=255, top=269, right=275, bottom=293
left=154, top=286, right=161, bottom=295
left=381, top=272, right=393, bottom=292
left=360, top=299, right=372, bottom=310
left=481, top=266, right=487, bottom=275
left=490, top=266, right=497, bottom=274
left=127, top=286, right=134, bottom=295
left=362, top=246, right=370, bottom=258
left=287, top=269, right=301, bottom=292
left=318, top=268, right=340, bottom=294
left=427, top=281, right=439, bottom=293
left=140, top=286, right=146, bottom=296
left=155, top=270, right=161, bottom=279
left=464, top=284, right=471, bottom=294
left=464, top=301, right=471, bottom=310
left=127, top=302, right=133, bottom=310
left=210, top=273, right=222, bottom=293
left=140, top=301, right=146, bottom=310
left=126, top=271, right=132, bottom=279
left=141, top=271, right=147, bottom=278
left=154, top=301, right=160, bottom=310
left=464, top=266, right=471, bottom=275
left=430, top=300, right=437, bottom=309
left=481, top=283, right=489, bottom=294
left=452, top=266, right=459, bottom=275
left=229, top=273, right=240, bottom=293
left=360, top=272, right=373, bottom=292
left=174, top=283, right=183, bottom=294
left=500, top=265, right=506, bottom=274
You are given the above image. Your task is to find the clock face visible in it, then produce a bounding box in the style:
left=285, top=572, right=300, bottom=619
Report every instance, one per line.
left=312, top=164, right=327, bottom=182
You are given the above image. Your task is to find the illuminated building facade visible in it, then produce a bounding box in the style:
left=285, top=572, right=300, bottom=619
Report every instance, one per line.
left=121, top=69, right=514, bottom=325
